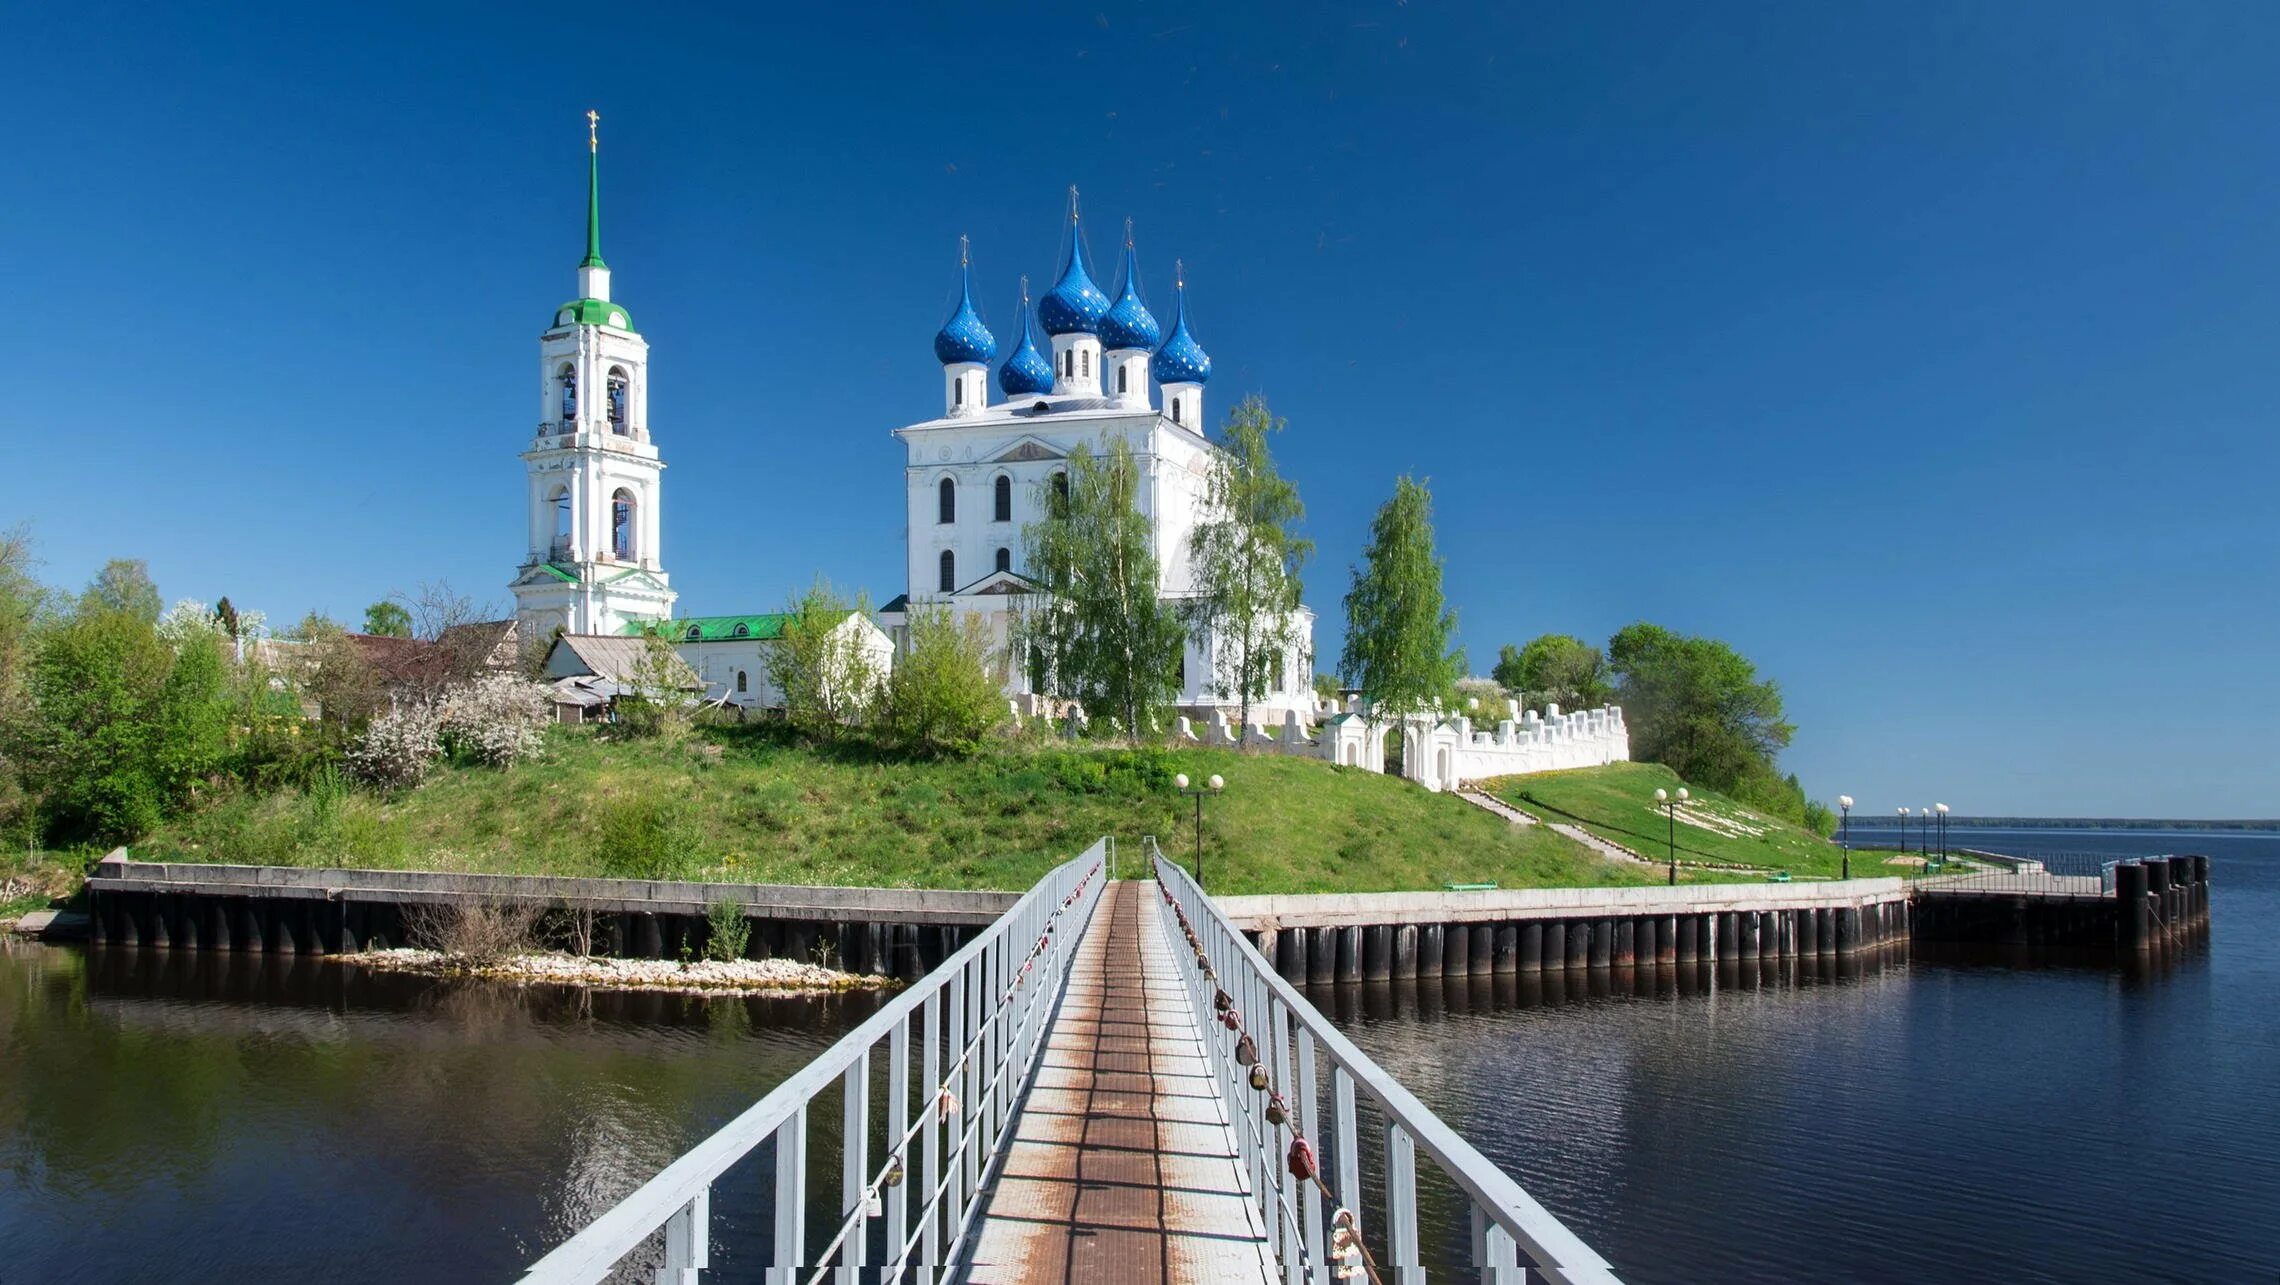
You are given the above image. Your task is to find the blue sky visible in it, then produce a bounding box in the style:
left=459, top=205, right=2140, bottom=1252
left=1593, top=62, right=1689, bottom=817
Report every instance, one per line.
left=11, top=4, right=2278, bottom=818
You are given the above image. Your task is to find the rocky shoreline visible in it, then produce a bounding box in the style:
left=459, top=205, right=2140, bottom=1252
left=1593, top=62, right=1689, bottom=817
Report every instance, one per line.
left=331, top=947, right=898, bottom=996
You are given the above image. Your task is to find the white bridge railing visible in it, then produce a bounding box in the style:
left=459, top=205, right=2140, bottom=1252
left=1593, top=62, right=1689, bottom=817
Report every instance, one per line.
left=518, top=841, right=1106, bottom=1284
left=1150, top=839, right=1622, bottom=1284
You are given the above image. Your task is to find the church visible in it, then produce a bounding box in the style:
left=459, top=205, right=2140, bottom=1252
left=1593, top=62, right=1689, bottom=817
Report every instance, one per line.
left=509, top=118, right=1314, bottom=719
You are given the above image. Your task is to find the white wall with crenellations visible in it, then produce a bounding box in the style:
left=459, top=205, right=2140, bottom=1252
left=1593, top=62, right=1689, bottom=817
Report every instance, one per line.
left=1171, top=696, right=1629, bottom=792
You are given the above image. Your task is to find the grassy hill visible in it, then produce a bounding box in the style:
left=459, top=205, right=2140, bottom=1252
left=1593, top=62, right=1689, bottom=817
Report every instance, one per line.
left=130, top=726, right=1658, bottom=896
left=1485, top=761, right=1885, bottom=880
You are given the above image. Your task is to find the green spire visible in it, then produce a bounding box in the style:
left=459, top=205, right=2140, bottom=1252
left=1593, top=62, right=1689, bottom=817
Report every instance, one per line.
left=581, top=109, right=606, bottom=270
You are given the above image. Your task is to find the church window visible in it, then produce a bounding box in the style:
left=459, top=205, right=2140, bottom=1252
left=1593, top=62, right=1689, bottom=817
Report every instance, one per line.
left=607, top=368, right=629, bottom=433
left=1171, top=400, right=1183, bottom=426
left=995, top=546, right=1010, bottom=573
left=1273, top=652, right=1286, bottom=692
left=549, top=486, right=571, bottom=557
left=687, top=625, right=702, bottom=641
left=1052, top=471, right=1068, bottom=504
left=1080, top=349, right=1091, bottom=378
left=1177, top=650, right=1186, bottom=687
left=612, top=489, right=636, bottom=560
left=558, top=365, right=577, bottom=426
left=1116, top=365, right=1128, bottom=394
left=993, top=475, right=1011, bottom=522
left=939, top=550, right=956, bottom=593
left=735, top=670, right=748, bottom=693
left=733, top=623, right=750, bottom=638
left=953, top=378, right=964, bottom=408
left=937, top=477, right=956, bottom=524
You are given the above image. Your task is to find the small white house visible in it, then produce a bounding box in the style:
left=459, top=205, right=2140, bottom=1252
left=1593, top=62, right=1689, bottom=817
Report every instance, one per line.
left=649, top=612, right=893, bottom=712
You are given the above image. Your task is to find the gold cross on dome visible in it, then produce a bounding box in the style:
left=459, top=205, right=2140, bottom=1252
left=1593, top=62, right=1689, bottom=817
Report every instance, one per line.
left=587, top=110, right=600, bottom=151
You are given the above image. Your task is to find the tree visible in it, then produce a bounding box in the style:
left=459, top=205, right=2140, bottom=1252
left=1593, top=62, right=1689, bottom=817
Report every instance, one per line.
left=20, top=606, right=173, bottom=843
left=1185, top=395, right=1312, bottom=740
left=1493, top=634, right=1612, bottom=713
left=82, top=559, right=161, bottom=623
left=766, top=579, right=880, bottom=742
left=1013, top=437, right=1186, bottom=738
left=150, top=626, right=233, bottom=805
left=616, top=626, right=700, bottom=740
left=399, top=580, right=483, bottom=642
left=0, top=528, right=50, bottom=841
left=1339, top=476, right=1460, bottom=717
left=1607, top=622, right=1796, bottom=810
left=294, top=614, right=386, bottom=736
left=881, top=606, right=1004, bottom=756
left=363, top=600, right=413, bottom=638
left=214, top=597, right=241, bottom=639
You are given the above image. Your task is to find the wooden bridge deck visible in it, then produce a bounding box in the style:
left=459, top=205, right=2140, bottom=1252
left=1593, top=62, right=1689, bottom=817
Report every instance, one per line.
left=958, top=880, right=1275, bottom=1284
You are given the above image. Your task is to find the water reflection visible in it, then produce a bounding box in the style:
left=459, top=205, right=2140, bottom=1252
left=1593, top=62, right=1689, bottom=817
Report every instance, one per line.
left=0, top=941, right=882, bottom=1284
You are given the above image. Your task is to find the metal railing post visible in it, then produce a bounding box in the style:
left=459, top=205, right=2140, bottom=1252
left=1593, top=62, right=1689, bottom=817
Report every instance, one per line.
left=773, top=1108, right=806, bottom=1276
left=1386, top=1122, right=1419, bottom=1274
left=920, top=988, right=942, bottom=1271
left=887, top=1014, right=910, bottom=1267
left=841, top=1055, right=869, bottom=1277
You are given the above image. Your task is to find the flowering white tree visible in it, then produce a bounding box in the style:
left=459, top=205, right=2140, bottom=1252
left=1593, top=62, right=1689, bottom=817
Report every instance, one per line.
left=346, top=703, right=443, bottom=789
left=436, top=674, right=550, bottom=768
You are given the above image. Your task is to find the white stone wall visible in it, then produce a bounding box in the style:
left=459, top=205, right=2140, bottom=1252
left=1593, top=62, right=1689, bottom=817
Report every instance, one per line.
left=675, top=615, right=894, bottom=711
left=1176, top=697, right=1630, bottom=793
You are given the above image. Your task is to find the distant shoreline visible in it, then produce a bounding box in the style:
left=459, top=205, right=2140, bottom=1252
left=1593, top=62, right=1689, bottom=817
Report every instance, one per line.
left=1847, top=818, right=2280, bottom=833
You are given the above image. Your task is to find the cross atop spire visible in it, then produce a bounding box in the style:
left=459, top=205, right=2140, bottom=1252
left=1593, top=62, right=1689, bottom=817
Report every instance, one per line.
left=960, top=233, right=970, bottom=268
left=581, top=110, right=606, bottom=271
left=1069, top=184, right=1081, bottom=225
left=1124, top=216, right=1134, bottom=250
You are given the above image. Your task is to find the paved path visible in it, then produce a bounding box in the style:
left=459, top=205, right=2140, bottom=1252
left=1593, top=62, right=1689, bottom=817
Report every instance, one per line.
left=958, top=881, right=1275, bottom=1285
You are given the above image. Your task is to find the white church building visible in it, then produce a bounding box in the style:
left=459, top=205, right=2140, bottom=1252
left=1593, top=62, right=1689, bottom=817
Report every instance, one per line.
left=877, top=197, right=1317, bottom=720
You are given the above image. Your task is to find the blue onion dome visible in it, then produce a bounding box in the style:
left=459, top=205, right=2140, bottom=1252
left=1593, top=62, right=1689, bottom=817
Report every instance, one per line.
left=1037, top=197, right=1111, bottom=336
left=934, top=251, right=997, bottom=366
left=1150, top=268, right=1212, bottom=385
left=998, top=278, right=1054, bottom=396
left=1100, top=228, right=1161, bottom=352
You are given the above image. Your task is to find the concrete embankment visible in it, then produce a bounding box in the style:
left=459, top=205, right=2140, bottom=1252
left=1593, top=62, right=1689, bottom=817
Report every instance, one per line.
left=81, top=854, right=1013, bottom=980
left=1217, top=879, right=1913, bottom=982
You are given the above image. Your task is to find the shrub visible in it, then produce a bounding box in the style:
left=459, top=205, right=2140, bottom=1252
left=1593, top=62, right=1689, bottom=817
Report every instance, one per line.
left=346, top=703, right=442, bottom=790
left=403, top=896, right=542, bottom=967
left=880, top=606, right=1003, bottom=756
left=595, top=796, right=705, bottom=881
left=704, top=898, right=751, bottom=961
left=436, top=674, right=550, bottom=768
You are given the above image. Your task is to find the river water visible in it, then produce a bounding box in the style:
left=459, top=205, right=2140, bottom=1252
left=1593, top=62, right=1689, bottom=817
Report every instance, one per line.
left=1, top=828, right=2271, bottom=1282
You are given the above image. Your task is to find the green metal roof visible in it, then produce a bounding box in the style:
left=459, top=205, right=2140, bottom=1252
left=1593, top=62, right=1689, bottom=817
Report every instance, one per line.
left=627, top=613, right=791, bottom=642
left=551, top=298, right=636, bottom=332
left=581, top=143, right=606, bottom=270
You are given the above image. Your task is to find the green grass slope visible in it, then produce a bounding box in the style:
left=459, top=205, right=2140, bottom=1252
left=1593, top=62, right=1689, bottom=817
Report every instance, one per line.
left=1487, top=761, right=1874, bottom=880
left=136, top=726, right=1655, bottom=896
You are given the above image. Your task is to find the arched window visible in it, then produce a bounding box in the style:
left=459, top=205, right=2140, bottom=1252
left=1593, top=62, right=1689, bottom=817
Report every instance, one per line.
left=1051, top=471, right=1069, bottom=505
left=612, top=489, right=636, bottom=560
left=1171, top=400, right=1183, bottom=425
left=1272, top=652, right=1286, bottom=692
left=1080, top=349, right=1091, bottom=378
left=993, top=475, right=1012, bottom=522
left=558, top=365, right=578, bottom=426
left=732, top=623, right=750, bottom=638
left=953, top=378, right=964, bottom=408
left=938, top=477, right=956, bottom=524
left=939, top=549, right=956, bottom=593
left=607, top=367, right=629, bottom=433
left=547, top=485, right=570, bottom=553
left=686, top=625, right=702, bottom=641
left=1116, top=365, right=1128, bottom=394
left=735, top=670, right=748, bottom=693
left=995, top=546, right=1010, bottom=573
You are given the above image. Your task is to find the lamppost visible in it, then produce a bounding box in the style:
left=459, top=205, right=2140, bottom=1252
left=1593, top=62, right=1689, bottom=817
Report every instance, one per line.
left=1654, top=786, right=1689, bottom=885
left=1921, top=807, right=1933, bottom=867
left=1837, top=795, right=1854, bottom=879
left=1173, top=772, right=1224, bottom=891
left=1897, top=807, right=1911, bottom=869
left=1935, top=802, right=1950, bottom=864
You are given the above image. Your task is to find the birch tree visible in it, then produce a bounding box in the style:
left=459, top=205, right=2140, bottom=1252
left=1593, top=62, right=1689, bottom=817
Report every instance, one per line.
left=1340, top=475, right=1460, bottom=716
left=1186, top=395, right=1311, bottom=738
left=1013, top=437, right=1184, bottom=738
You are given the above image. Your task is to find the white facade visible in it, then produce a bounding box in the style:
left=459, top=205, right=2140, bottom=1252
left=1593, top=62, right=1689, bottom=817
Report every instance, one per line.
left=1183, top=698, right=1631, bottom=793
left=892, top=215, right=1315, bottom=720
left=509, top=131, right=675, bottom=640
left=669, top=615, right=894, bottom=712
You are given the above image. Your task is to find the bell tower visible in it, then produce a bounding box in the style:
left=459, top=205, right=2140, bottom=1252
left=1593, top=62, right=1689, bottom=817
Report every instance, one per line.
left=510, top=111, right=676, bottom=640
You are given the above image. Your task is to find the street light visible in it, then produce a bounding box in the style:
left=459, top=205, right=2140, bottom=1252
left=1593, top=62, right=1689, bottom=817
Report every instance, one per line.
left=1654, top=786, right=1689, bottom=885
left=1174, top=772, right=1224, bottom=891
left=1921, top=807, right=1933, bottom=866
left=1837, top=795, right=1854, bottom=879
left=1935, top=802, right=1950, bottom=864
left=1898, top=807, right=1911, bottom=869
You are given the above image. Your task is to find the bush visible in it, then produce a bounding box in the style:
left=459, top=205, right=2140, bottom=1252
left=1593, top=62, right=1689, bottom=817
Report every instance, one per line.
left=704, top=898, right=751, bottom=961
left=403, top=897, right=542, bottom=967
left=880, top=606, right=1003, bottom=756
left=346, top=703, right=443, bottom=790
left=437, top=674, right=550, bottom=768
left=595, top=796, right=706, bottom=881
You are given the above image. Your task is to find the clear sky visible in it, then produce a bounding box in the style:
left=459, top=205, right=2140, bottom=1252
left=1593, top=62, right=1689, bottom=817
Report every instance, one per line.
left=12, top=4, right=2278, bottom=818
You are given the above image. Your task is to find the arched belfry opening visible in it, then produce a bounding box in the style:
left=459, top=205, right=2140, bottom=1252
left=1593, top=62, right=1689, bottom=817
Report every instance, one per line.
left=611, top=488, right=636, bottom=561
left=607, top=367, right=629, bottom=433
